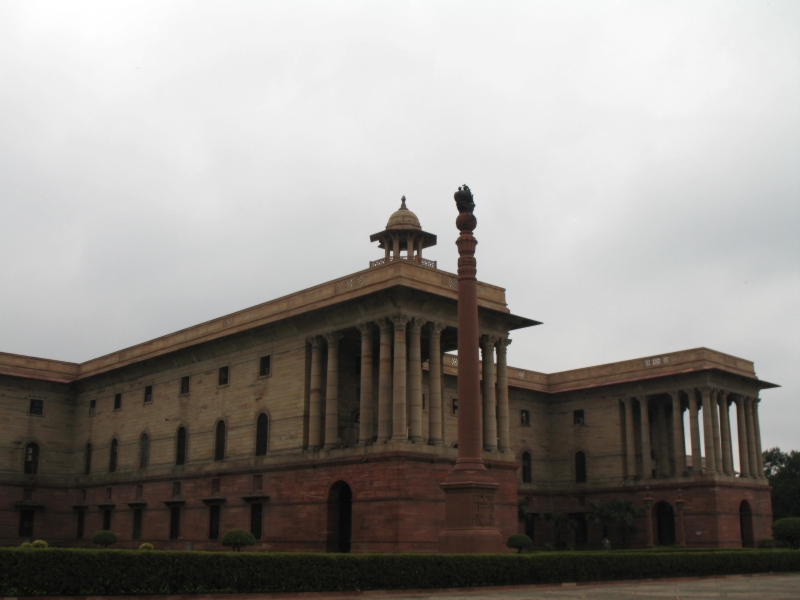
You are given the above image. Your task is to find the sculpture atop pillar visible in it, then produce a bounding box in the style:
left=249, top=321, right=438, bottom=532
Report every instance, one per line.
left=438, top=185, right=503, bottom=553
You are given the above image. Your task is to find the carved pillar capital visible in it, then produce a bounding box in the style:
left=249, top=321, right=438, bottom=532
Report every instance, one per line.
left=410, top=317, right=428, bottom=333
left=306, top=335, right=323, bottom=349
left=429, top=321, right=446, bottom=337
left=391, top=314, right=411, bottom=331
left=356, top=322, right=373, bottom=337
left=376, top=317, right=393, bottom=333
left=480, top=334, right=500, bottom=348
left=324, top=332, right=343, bottom=346
left=496, top=336, right=512, bottom=350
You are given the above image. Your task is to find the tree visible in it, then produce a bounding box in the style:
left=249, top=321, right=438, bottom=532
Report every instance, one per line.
left=588, top=498, right=646, bottom=548
left=763, top=447, right=800, bottom=520
left=772, top=518, right=800, bottom=549
left=221, top=529, right=256, bottom=552
left=92, top=530, right=117, bottom=548
left=507, top=534, right=533, bottom=553
left=543, top=512, right=578, bottom=549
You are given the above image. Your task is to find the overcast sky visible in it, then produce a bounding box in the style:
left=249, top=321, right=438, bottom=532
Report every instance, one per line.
left=1, top=1, right=798, bottom=453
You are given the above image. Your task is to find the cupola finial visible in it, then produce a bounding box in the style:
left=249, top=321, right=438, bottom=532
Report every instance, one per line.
left=400, top=196, right=407, bottom=209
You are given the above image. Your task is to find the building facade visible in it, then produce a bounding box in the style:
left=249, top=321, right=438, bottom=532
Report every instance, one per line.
left=0, top=201, right=776, bottom=551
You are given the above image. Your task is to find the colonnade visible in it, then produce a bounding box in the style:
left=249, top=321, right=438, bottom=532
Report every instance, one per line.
left=621, top=389, right=765, bottom=480
left=378, top=232, right=427, bottom=264
left=306, top=317, right=512, bottom=452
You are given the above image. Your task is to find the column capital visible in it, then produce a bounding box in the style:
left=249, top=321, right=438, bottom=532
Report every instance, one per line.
left=307, top=335, right=323, bottom=349
left=480, top=334, right=500, bottom=348
left=496, top=336, right=512, bottom=350
left=324, top=332, right=344, bottom=345
left=410, top=317, right=428, bottom=333
left=668, top=390, right=680, bottom=401
left=390, top=314, right=411, bottom=330
left=376, top=317, right=393, bottom=333
left=428, top=321, right=446, bottom=336
left=356, top=322, right=373, bottom=337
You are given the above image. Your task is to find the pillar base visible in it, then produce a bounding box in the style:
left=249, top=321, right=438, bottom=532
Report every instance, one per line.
left=438, top=469, right=504, bottom=554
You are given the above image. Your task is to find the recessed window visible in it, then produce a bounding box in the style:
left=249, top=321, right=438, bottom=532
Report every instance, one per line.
left=575, top=451, right=587, bottom=483
left=81, top=488, right=87, bottom=501
left=102, top=509, right=112, bottom=531
left=259, top=355, right=271, bottom=377
left=109, top=439, right=118, bottom=473
left=19, top=509, right=34, bottom=538
left=211, top=478, right=221, bottom=494
left=106, top=487, right=112, bottom=500
left=135, top=484, right=143, bottom=499
left=113, top=393, right=122, bottom=410
left=218, top=366, right=229, bottom=386
left=573, top=409, right=585, bottom=426
left=250, top=503, right=263, bottom=540
left=29, top=400, right=43, bottom=415
left=76, top=510, right=85, bottom=539
left=176, top=427, right=187, bottom=466
left=84, top=443, right=92, bottom=475
left=521, top=409, right=530, bottom=426
left=169, top=507, right=180, bottom=540
left=144, top=385, right=153, bottom=404
left=522, top=451, right=532, bottom=484
left=209, top=504, right=221, bottom=540
left=24, top=442, right=39, bottom=475
left=89, top=400, right=96, bottom=416
left=139, top=433, right=149, bottom=469
left=253, top=474, right=263, bottom=491
left=132, top=508, right=142, bottom=540
left=172, top=481, right=181, bottom=497
left=180, top=376, right=190, bottom=395
left=214, top=421, right=226, bottom=461
left=255, top=413, right=268, bottom=456
left=451, top=398, right=458, bottom=416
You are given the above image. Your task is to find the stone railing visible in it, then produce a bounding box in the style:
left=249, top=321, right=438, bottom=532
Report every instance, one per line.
left=369, top=256, right=437, bottom=269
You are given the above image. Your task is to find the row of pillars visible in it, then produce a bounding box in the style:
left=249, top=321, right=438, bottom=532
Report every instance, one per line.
left=377, top=233, right=425, bottom=263
left=306, top=317, right=512, bottom=452
left=622, top=389, right=765, bottom=480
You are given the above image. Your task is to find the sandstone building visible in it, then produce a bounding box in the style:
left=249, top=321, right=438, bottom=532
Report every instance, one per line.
left=0, top=200, right=776, bottom=551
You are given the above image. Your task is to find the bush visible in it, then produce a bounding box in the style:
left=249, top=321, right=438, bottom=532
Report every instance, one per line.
left=91, top=530, right=117, bottom=548
left=772, top=518, right=800, bottom=549
left=507, top=534, right=533, bottom=553
left=31, top=540, right=48, bottom=548
left=18, top=542, right=32, bottom=548
left=221, top=529, right=256, bottom=551
left=139, top=543, right=154, bottom=551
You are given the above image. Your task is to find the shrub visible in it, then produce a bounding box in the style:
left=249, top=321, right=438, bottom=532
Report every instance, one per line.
left=92, top=530, right=117, bottom=548
left=19, top=542, right=32, bottom=548
left=31, top=540, right=48, bottom=548
left=221, top=529, right=256, bottom=551
left=772, top=518, right=800, bottom=549
left=138, top=543, right=154, bottom=551
left=507, top=534, right=533, bottom=553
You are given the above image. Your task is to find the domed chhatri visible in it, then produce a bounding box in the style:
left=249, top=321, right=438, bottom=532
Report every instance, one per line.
left=370, top=196, right=438, bottom=269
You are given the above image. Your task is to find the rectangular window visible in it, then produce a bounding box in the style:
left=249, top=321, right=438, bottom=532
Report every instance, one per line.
left=76, top=510, right=85, bottom=539
left=132, top=508, right=142, bottom=540
left=208, top=504, right=220, bottom=540
left=169, top=507, right=180, bottom=540
left=81, top=488, right=87, bottom=501
left=521, top=409, right=530, bottom=426
left=135, top=484, right=143, bottom=499
left=253, top=474, right=263, bottom=491
left=113, top=393, right=122, bottom=410
left=250, top=503, right=263, bottom=540
left=19, top=509, right=34, bottom=538
left=102, top=509, right=112, bottom=531
left=259, top=355, right=271, bottom=377
left=89, top=400, right=96, bottom=416
left=172, top=481, right=181, bottom=497
left=573, top=409, right=585, bottom=426
left=144, top=385, right=153, bottom=404
left=106, top=487, right=112, bottom=500
left=211, top=478, right=221, bottom=494
left=524, top=513, right=536, bottom=541
left=180, top=376, right=190, bottom=395
left=451, top=398, right=458, bottom=416
left=218, top=366, right=229, bottom=386
left=29, top=399, right=43, bottom=415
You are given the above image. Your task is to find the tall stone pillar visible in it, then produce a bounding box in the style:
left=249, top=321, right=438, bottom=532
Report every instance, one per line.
left=644, top=492, right=654, bottom=548
left=408, top=317, right=427, bottom=443
left=753, top=398, right=765, bottom=479
left=623, top=398, right=637, bottom=480
left=670, top=392, right=686, bottom=476
left=323, top=332, right=343, bottom=449
left=377, top=319, right=393, bottom=443
left=745, top=396, right=758, bottom=478
left=687, top=389, right=702, bottom=477
left=427, top=323, right=445, bottom=446
left=439, top=184, right=502, bottom=553
left=495, top=337, right=511, bottom=453
left=481, top=335, right=498, bottom=452
left=639, top=397, right=652, bottom=478
left=718, top=392, right=734, bottom=476
left=392, top=235, right=400, bottom=261
left=307, top=336, right=324, bottom=450
left=700, top=389, right=716, bottom=474
left=356, top=323, right=374, bottom=446
left=657, top=402, right=670, bottom=477
left=384, top=241, right=390, bottom=262
left=710, top=389, right=723, bottom=474
left=391, top=315, right=410, bottom=442
left=735, top=396, right=750, bottom=478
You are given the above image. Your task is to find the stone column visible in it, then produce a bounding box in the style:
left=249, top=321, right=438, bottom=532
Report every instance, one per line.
left=323, top=332, right=343, bottom=449
left=356, top=323, right=374, bottom=446
left=675, top=494, right=686, bottom=547
left=392, top=235, right=400, bottom=261
left=417, top=239, right=423, bottom=261
left=624, top=398, right=637, bottom=480
left=745, top=396, right=758, bottom=478
left=657, top=402, right=670, bottom=477
left=391, top=315, right=410, bottom=442
left=377, top=319, right=393, bottom=443
left=710, top=389, right=723, bottom=474
left=701, top=389, right=716, bottom=474
left=408, top=317, right=427, bottom=443
left=687, top=389, right=702, bottom=476
left=670, top=392, right=686, bottom=476
left=495, top=337, right=511, bottom=453
left=644, top=493, right=654, bottom=548
left=384, top=241, right=390, bottom=262
left=639, top=397, right=652, bottom=478
left=481, top=335, right=498, bottom=452
left=307, top=336, right=324, bottom=450
left=428, top=323, right=445, bottom=446
left=735, top=396, right=750, bottom=478
left=753, top=398, right=765, bottom=479
left=718, top=392, right=734, bottom=476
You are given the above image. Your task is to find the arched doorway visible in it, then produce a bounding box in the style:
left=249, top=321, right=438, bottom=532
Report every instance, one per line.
left=739, top=500, right=754, bottom=548
left=327, top=481, right=352, bottom=553
left=655, top=501, right=675, bottom=546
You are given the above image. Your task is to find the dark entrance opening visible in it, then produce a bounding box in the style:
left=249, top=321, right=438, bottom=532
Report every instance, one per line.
left=327, top=481, right=352, bottom=553
left=655, top=501, right=675, bottom=546
left=739, top=500, right=754, bottom=548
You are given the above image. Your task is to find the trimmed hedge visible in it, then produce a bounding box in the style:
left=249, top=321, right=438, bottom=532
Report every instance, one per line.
left=0, top=548, right=798, bottom=596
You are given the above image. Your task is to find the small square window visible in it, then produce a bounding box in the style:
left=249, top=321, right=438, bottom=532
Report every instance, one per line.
left=259, top=356, right=271, bottom=377
left=172, top=481, right=181, bottom=497
left=180, top=376, right=190, bottom=395
left=521, top=409, right=530, bottom=426
left=573, top=409, right=585, bottom=426
left=211, top=478, right=221, bottom=494
left=144, top=385, right=153, bottom=404
left=113, top=393, right=122, bottom=410
left=29, top=400, right=43, bottom=415
left=89, top=400, right=96, bottom=416
left=218, top=366, right=229, bottom=386
left=451, top=398, right=458, bottom=416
